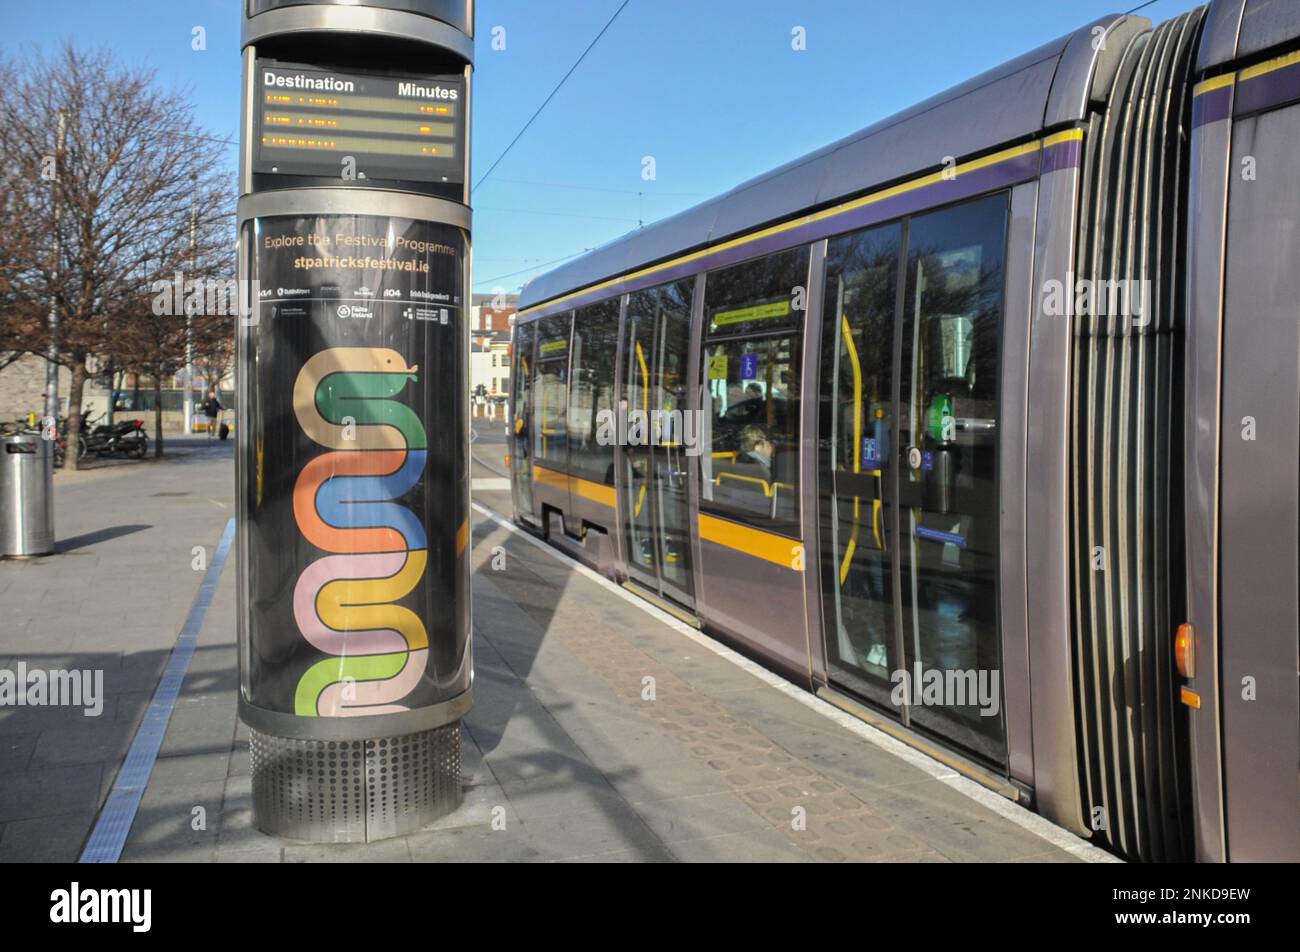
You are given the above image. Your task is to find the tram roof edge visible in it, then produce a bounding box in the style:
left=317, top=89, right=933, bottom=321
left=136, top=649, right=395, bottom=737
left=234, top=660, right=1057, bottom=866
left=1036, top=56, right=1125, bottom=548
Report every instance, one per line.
left=1197, top=0, right=1300, bottom=74
left=518, top=12, right=1151, bottom=313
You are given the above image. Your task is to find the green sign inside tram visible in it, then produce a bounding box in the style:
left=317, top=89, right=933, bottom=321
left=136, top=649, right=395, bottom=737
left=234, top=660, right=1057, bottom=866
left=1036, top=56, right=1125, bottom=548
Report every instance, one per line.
left=711, top=298, right=790, bottom=329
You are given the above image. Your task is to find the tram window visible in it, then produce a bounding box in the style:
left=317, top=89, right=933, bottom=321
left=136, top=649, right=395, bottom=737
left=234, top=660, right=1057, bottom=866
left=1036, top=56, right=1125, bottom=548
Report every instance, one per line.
left=568, top=298, right=622, bottom=484
left=511, top=321, right=536, bottom=445
left=511, top=321, right=537, bottom=513
left=898, top=192, right=1008, bottom=760
left=532, top=312, right=572, bottom=470
left=699, top=246, right=809, bottom=533
left=818, top=222, right=902, bottom=698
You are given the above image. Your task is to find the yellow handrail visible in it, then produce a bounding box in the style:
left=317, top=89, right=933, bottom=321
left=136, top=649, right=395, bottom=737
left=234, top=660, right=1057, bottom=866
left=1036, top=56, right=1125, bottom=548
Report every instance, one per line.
left=634, top=339, right=650, bottom=518
left=839, top=314, right=863, bottom=585
left=718, top=472, right=773, bottom=496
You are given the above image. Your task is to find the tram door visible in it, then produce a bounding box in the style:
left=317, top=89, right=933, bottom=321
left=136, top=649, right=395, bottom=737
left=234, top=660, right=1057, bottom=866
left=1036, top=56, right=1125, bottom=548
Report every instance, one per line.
left=510, top=321, right=536, bottom=521
left=818, top=195, right=1008, bottom=764
left=532, top=313, right=573, bottom=513
left=621, top=280, right=696, bottom=607
left=819, top=222, right=904, bottom=711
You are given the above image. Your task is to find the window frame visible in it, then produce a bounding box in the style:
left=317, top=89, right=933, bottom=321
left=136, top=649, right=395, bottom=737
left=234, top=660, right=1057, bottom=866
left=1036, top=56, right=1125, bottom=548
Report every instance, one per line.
left=567, top=297, right=623, bottom=486
left=697, top=245, right=812, bottom=537
left=810, top=189, right=1013, bottom=764
left=530, top=310, right=575, bottom=473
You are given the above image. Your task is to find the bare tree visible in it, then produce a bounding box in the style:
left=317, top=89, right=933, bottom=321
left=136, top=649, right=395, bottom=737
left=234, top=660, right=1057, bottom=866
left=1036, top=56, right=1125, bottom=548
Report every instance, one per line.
left=0, top=45, right=233, bottom=467
left=116, top=249, right=234, bottom=457
left=0, top=59, right=44, bottom=373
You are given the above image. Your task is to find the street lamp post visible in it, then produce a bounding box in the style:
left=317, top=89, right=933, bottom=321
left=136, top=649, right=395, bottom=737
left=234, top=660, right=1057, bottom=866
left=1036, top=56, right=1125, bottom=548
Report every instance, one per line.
left=183, top=187, right=196, bottom=434
left=43, top=110, right=66, bottom=430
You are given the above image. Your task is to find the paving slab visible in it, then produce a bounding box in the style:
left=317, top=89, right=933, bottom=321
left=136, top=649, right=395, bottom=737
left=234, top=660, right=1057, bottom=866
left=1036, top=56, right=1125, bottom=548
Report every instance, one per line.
left=2, top=430, right=1102, bottom=862
left=0, top=438, right=235, bottom=861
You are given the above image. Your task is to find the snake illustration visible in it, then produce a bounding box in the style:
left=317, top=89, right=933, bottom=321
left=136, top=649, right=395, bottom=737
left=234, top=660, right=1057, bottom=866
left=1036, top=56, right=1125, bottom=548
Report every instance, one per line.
left=290, top=347, right=429, bottom=717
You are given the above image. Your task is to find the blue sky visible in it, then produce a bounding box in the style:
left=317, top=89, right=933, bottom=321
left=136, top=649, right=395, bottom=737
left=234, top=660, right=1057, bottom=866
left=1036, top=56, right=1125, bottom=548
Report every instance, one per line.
left=2, top=0, right=1205, bottom=293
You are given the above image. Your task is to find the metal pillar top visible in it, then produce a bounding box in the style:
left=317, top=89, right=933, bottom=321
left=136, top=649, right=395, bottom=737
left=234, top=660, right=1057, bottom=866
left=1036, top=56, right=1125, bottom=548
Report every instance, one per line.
left=243, top=1, right=474, bottom=64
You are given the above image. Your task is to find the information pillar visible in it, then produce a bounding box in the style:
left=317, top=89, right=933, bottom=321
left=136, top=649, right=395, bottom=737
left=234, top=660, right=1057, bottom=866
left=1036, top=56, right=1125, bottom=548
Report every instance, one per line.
left=235, top=0, right=473, bottom=842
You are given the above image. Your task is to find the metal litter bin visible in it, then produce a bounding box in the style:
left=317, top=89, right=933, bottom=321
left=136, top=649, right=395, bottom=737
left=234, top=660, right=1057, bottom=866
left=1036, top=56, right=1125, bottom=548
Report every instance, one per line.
left=0, top=434, right=54, bottom=557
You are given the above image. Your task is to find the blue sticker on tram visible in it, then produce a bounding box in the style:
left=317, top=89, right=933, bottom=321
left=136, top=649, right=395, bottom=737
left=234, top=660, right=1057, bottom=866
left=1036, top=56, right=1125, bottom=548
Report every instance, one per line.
left=863, top=437, right=880, bottom=468
left=921, top=450, right=934, bottom=471
left=915, top=525, right=966, bottom=547
left=740, top=353, right=758, bottom=380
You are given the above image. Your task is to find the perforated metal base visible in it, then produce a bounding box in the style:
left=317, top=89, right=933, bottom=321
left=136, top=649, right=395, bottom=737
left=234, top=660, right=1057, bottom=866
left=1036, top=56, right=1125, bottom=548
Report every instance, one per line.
left=249, top=723, right=462, bottom=843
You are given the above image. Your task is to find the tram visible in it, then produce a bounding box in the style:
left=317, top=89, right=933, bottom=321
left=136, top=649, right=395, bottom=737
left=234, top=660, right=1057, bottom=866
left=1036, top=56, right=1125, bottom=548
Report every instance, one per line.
left=506, top=0, right=1300, bottom=862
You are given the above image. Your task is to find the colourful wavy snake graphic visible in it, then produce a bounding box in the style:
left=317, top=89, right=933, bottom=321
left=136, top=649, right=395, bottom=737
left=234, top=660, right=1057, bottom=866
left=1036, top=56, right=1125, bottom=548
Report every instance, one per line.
left=290, top=347, right=428, bottom=717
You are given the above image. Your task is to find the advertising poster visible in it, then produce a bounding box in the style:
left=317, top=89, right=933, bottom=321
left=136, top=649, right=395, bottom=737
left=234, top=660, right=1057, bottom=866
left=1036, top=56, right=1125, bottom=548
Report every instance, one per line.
left=239, top=214, right=470, bottom=720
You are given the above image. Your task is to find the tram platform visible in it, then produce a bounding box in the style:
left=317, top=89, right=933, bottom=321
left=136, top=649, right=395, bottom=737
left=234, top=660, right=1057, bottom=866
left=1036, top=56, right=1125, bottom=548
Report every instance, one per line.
left=0, top=428, right=1113, bottom=863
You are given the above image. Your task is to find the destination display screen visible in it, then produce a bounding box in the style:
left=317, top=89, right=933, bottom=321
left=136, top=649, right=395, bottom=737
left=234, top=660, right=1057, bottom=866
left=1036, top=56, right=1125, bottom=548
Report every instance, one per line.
left=254, top=61, right=465, bottom=184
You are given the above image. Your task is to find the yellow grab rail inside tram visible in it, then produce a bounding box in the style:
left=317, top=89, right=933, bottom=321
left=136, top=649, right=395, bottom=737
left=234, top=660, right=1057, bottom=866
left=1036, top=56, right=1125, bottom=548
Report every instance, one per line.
left=634, top=339, right=649, bottom=518
left=840, top=315, right=863, bottom=585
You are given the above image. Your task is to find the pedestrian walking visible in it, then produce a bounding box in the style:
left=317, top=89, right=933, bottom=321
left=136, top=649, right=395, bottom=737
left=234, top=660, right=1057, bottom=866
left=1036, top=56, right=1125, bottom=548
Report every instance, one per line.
left=202, top=390, right=223, bottom=438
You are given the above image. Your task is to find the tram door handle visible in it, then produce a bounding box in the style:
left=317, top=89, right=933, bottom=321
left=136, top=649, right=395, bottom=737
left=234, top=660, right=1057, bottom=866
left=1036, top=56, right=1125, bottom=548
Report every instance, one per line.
left=655, top=461, right=688, bottom=489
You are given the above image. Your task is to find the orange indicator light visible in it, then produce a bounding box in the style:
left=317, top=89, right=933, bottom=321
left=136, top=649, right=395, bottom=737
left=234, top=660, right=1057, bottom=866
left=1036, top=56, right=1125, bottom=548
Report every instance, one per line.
left=1175, top=622, right=1196, bottom=679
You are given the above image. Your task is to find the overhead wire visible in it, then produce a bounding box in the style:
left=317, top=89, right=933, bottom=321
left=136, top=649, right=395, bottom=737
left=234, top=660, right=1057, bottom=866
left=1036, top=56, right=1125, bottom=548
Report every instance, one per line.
left=471, top=0, right=632, bottom=194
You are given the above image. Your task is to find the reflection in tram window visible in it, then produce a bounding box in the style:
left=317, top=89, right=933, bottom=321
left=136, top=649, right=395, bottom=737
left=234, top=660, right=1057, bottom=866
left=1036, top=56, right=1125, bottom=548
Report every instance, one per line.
left=699, top=247, right=808, bottom=534
left=622, top=279, right=695, bottom=600
left=818, top=222, right=902, bottom=709
left=511, top=321, right=536, bottom=518
left=532, top=312, right=572, bottom=470
left=899, top=194, right=1008, bottom=763
left=625, top=295, right=656, bottom=574
left=568, top=299, right=621, bottom=485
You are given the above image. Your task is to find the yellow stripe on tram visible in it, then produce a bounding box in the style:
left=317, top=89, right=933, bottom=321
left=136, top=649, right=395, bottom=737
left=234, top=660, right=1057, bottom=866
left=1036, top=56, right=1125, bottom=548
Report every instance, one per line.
left=1042, top=128, right=1084, bottom=147
left=699, top=513, right=803, bottom=571
left=531, top=464, right=615, bottom=509
left=1193, top=73, right=1236, bottom=96
left=575, top=478, right=616, bottom=508
left=1238, top=48, right=1300, bottom=83
left=532, top=464, right=567, bottom=490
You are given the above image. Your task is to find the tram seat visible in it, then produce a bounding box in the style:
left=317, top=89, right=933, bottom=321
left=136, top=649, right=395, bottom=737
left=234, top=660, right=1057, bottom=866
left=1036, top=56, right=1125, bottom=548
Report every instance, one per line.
left=772, top=445, right=797, bottom=484
left=772, top=482, right=797, bottom=520
left=711, top=459, right=772, bottom=515
left=771, top=446, right=798, bottom=520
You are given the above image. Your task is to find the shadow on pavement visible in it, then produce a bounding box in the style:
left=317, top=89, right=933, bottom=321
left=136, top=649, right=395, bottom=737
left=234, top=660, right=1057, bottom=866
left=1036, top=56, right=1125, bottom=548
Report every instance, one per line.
left=0, top=648, right=171, bottom=862
left=54, top=524, right=152, bottom=553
